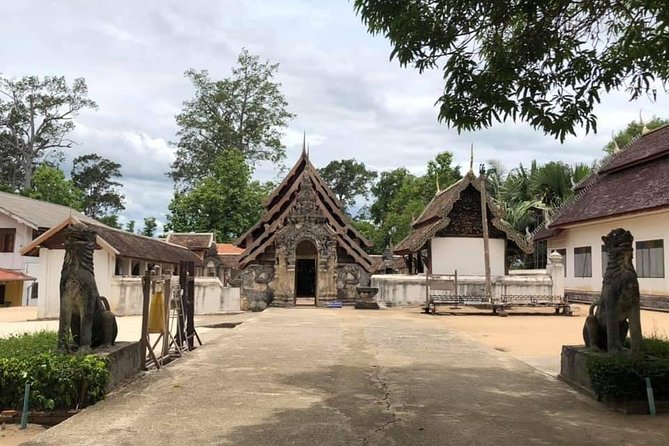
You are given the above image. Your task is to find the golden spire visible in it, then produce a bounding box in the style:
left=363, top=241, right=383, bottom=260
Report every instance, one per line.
left=612, top=131, right=621, bottom=153
left=640, top=110, right=650, bottom=135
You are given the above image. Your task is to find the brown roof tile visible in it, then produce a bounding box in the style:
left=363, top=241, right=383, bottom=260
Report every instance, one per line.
left=599, top=125, right=669, bottom=173
left=550, top=156, right=669, bottom=227
left=165, top=233, right=214, bottom=250
left=217, top=243, right=244, bottom=255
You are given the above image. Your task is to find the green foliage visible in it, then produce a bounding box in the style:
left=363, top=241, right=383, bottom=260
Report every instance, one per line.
left=26, top=163, right=83, bottom=209
left=71, top=154, right=125, bottom=218
left=0, top=75, right=96, bottom=191
left=141, top=217, right=157, bottom=237
left=603, top=117, right=669, bottom=154
left=170, top=49, right=295, bottom=188
left=166, top=149, right=272, bottom=242
left=354, top=1, right=669, bottom=141
left=318, top=159, right=377, bottom=211
left=368, top=151, right=461, bottom=247
left=126, top=220, right=136, bottom=233
left=0, top=332, right=110, bottom=411
left=98, top=214, right=121, bottom=229
left=351, top=219, right=387, bottom=255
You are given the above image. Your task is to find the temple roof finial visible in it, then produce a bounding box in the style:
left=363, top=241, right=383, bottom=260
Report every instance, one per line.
left=302, top=131, right=307, bottom=157
left=469, top=143, right=474, bottom=172
left=612, top=131, right=621, bottom=153
left=435, top=175, right=441, bottom=194
left=640, top=110, right=650, bottom=135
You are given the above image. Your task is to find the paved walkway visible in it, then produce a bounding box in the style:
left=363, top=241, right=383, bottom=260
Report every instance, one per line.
left=26, top=308, right=668, bottom=446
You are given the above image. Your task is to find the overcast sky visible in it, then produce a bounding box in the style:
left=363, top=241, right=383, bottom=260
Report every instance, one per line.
left=2, top=0, right=668, bottom=231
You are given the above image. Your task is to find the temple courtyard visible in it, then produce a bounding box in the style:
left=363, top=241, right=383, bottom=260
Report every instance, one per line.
left=19, top=306, right=669, bottom=446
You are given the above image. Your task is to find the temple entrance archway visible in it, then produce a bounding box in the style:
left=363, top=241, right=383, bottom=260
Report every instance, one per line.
left=295, top=239, right=318, bottom=305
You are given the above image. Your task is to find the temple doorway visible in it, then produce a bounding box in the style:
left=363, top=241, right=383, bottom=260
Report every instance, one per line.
left=295, top=240, right=318, bottom=305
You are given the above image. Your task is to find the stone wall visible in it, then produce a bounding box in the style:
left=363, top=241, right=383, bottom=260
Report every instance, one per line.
left=239, top=264, right=276, bottom=311
left=566, top=290, right=669, bottom=312
left=336, top=263, right=370, bottom=304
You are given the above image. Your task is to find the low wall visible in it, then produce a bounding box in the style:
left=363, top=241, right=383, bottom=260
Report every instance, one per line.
left=372, top=272, right=558, bottom=307
left=567, top=290, right=669, bottom=312
left=40, top=276, right=241, bottom=318
left=194, top=277, right=241, bottom=314
left=104, top=341, right=142, bottom=391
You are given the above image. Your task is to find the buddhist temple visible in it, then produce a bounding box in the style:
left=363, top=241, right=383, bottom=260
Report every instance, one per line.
left=395, top=170, right=533, bottom=275
left=235, top=146, right=373, bottom=309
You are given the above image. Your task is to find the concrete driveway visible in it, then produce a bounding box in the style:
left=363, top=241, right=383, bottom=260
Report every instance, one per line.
left=25, top=308, right=668, bottom=446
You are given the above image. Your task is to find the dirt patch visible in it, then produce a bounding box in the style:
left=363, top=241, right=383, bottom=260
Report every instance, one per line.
left=0, top=423, right=47, bottom=446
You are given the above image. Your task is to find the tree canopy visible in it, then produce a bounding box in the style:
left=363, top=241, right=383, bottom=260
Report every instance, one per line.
left=0, top=75, right=96, bottom=191
left=71, top=154, right=125, bottom=219
left=354, top=0, right=669, bottom=141
left=318, top=159, right=377, bottom=211
left=26, top=163, right=82, bottom=209
left=170, top=49, right=295, bottom=188
left=165, top=149, right=273, bottom=242
left=141, top=217, right=157, bottom=237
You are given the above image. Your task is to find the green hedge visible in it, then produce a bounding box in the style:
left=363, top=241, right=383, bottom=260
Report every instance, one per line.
left=587, top=336, right=669, bottom=402
left=0, top=332, right=110, bottom=410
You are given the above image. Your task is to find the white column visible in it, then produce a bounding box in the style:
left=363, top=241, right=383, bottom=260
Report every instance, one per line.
left=547, top=251, right=565, bottom=298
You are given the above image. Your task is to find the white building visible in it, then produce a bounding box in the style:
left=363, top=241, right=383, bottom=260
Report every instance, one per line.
left=21, top=217, right=240, bottom=318
left=0, top=191, right=98, bottom=306
left=536, top=125, right=669, bottom=310
left=394, top=169, right=533, bottom=275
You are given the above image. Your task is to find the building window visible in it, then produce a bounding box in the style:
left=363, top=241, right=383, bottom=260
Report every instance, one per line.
left=601, top=245, right=608, bottom=276
left=556, top=248, right=567, bottom=277
left=574, top=246, right=592, bottom=277
left=636, top=240, right=664, bottom=278
left=0, top=229, right=16, bottom=252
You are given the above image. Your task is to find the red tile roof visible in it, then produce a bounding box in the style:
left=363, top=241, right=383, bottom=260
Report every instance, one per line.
left=217, top=243, right=244, bottom=255
left=0, top=268, right=35, bottom=282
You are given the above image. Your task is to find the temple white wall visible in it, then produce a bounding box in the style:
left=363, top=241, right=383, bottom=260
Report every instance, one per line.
left=36, top=246, right=241, bottom=318
left=0, top=213, right=39, bottom=305
left=546, top=210, right=669, bottom=297
left=430, top=237, right=506, bottom=276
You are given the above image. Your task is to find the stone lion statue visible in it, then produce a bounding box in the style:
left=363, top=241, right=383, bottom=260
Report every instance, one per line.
left=582, top=228, right=642, bottom=353
left=59, top=224, right=117, bottom=352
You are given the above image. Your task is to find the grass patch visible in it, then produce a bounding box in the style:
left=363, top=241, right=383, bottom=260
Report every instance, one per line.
left=588, top=335, right=669, bottom=402
left=0, top=331, right=110, bottom=411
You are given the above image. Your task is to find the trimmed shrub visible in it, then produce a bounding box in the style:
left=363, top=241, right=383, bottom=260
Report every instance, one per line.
left=588, top=336, right=669, bottom=402
left=0, top=331, right=110, bottom=410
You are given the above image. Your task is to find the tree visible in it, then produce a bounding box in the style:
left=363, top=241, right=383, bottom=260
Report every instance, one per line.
left=170, top=49, right=295, bottom=188
left=166, top=149, right=272, bottom=242
left=71, top=154, right=125, bottom=218
left=318, top=159, right=377, bottom=211
left=354, top=1, right=669, bottom=141
left=369, top=168, right=413, bottom=225
left=126, top=220, right=136, bottom=233
left=420, top=151, right=461, bottom=201
left=26, top=163, right=82, bottom=208
left=141, top=217, right=157, bottom=237
left=0, top=75, right=96, bottom=191
left=98, top=215, right=121, bottom=229
left=604, top=117, right=669, bottom=153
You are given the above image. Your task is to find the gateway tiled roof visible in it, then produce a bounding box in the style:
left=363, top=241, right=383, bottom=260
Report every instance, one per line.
left=217, top=243, right=244, bottom=255
left=547, top=126, right=669, bottom=229
left=165, top=233, right=214, bottom=250
left=0, top=191, right=101, bottom=229
left=0, top=268, right=35, bottom=282
left=22, top=217, right=201, bottom=265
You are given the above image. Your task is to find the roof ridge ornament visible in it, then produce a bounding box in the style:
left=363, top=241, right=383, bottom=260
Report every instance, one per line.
left=302, top=131, right=307, bottom=157
left=612, top=131, right=621, bottom=153
left=469, top=143, right=474, bottom=172
left=640, top=110, right=651, bottom=135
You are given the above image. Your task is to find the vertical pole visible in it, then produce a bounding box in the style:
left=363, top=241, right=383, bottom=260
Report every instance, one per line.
left=140, top=270, right=150, bottom=371
left=480, top=172, right=492, bottom=303
left=20, top=383, right=30, bottom=429
left=162, top=276, right=171, bottom=359
left=178, top=261, right=187, bottom=350
left=186, top=261, right=195, bottom=349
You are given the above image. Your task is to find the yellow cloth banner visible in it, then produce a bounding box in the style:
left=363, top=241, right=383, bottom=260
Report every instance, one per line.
left=148, top=291, right=166, bottom=333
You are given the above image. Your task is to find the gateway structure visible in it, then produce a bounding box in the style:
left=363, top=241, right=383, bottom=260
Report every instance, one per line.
left=235, top=149, right=373, bottom=309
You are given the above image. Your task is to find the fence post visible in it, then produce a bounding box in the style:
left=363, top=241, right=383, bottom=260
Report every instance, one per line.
left=547, top=251, right=565, bottom=299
